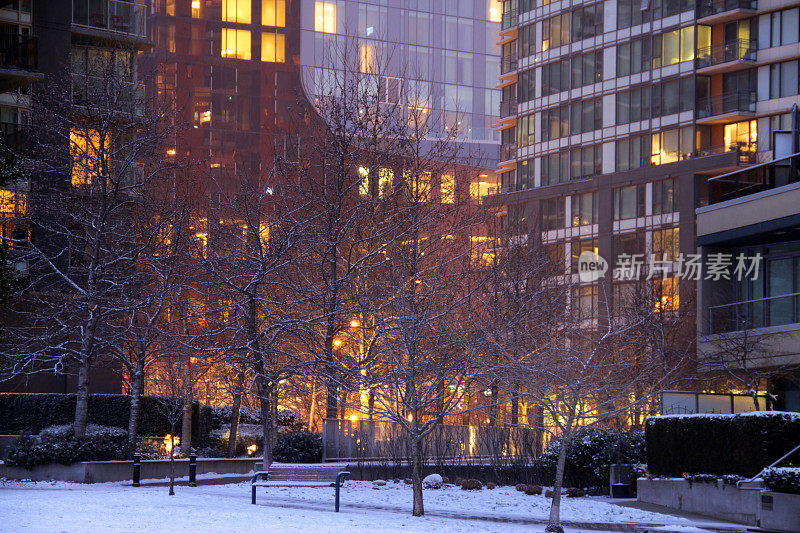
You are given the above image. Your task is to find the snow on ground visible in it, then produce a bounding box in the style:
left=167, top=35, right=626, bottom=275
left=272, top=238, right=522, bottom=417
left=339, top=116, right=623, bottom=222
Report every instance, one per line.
left=0, top=479, right=691, bottom=533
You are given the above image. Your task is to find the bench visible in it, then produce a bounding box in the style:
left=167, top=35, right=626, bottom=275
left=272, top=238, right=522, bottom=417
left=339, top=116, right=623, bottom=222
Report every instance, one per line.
left=251, top=465, right=351, bottom=512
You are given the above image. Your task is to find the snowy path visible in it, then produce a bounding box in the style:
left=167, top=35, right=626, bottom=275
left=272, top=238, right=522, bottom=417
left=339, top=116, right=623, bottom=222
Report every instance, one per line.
left=0, top=480, right=698, bottom=533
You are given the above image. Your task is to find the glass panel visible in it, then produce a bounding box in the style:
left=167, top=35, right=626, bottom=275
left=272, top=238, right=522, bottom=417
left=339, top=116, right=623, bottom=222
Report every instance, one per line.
left=768, top=258, right=793, bottom=326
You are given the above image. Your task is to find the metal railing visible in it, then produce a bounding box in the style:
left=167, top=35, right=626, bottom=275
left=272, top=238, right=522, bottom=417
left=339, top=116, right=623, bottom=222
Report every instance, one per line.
left=697, top=0, right=757, bottom=18
left=322, top=419, right=542, bottom=463
left=501, top=8, right=518, bottom=30
left=708, top=292, right=800, bottom=334
left=696, top=39, right=757, bottom=69
left=696, top=91, right=756, bottom=119
left=706, top=151, right=800, bottom=205
left=0, top=33, right=37, bottom=71
left=501, top=53, right=518, bottom=75
left=72, top=0, right=146, bottom=37
left=500, top=97, right=517, bottom=118
left=500, top=142, right=517, bottom=162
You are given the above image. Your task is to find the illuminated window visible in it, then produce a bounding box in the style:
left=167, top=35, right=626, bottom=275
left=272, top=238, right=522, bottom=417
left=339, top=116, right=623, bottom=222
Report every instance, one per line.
left=259, top=222, right=270, bottom=245
left=360, top=43, right=374, bottom=74
left=221, top=28, right=251, bottom=60
left=191, top=0, right=200, bottom=18
left=358, top=166, right=369, bottom=196
left=654, top=277, right=679, bottom=312
left=470, top=236, right=494, bottom=266
left=193, top=217, right=208, bottom=257
left=315, top=2, right=336, bottom=33
left=653, top=227, right=679, bottom=261
left=262, top=0, right=285, bottom=27
left=70, top=129, right=108, bottom=187
left=261, top=33, right=285, bottom=62
left=378, top=168, right=393, bottom=198
left=0, top=188, right=28, bottom=244
left=222, top=0, right=251, bottom=24
left=440, top=174, right=454, bottom=203
left=488, top=0, right=502, bottom=22
left=469, top=176, right=491, bottom=201
left=724, top=120, right=757, bottom=151
left=411, top=171, right=431, bottom=201
left=166, top=0, right=175, bottom=16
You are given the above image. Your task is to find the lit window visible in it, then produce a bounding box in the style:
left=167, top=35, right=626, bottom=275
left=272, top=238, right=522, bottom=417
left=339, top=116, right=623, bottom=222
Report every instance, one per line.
left=488, top=0, right=502, bottom=22
left=222, top=0, right=251, bottom=24
left=411, top=171, right=430, bottom=201
left=221, top=28, right=251, bottom=60
left=358, top=166, right=369, bottom=196
left=654, top=277, right=679, bottom=312
left=70, top=129, right=108, bottom=187
left=441, top=174, right=455, bottom=204
left=262, top=0, right=286, bottom=27
left=259, top=222, right=270, bottom=245
left=360, top=43, right=374, bottom=74
left=261, top=33, right=285, bottom=62
left=470, top=176, right=491, bottom=201
left=315, top=2, right=336, bottom=33
left=191, top=0, right=200, bottom=18
left=470, top=236, right=495, bottom=266
left=0, top=188, right=29, bottom=244
left=378, top=168, right=393, bottom=198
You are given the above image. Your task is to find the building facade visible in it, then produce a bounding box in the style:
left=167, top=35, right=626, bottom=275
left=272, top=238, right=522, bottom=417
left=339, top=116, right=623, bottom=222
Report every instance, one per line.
left=489, top=0, right=800, bottom=335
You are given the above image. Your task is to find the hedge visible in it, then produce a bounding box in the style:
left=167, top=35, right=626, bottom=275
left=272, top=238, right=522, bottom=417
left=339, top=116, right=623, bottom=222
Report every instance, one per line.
left=646, top=412, right=800, bottom=477
left=0, top=393, right=213, bottom=446
left=762, top=467, right=800, bottom=495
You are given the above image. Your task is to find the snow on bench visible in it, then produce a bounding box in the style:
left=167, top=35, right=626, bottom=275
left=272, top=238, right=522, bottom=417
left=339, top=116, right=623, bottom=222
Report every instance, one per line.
left=251, top=464, right=350, bottom=512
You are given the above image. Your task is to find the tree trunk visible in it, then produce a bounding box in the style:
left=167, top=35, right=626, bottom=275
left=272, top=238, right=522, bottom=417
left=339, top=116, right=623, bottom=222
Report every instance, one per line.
left=259, top=380, right=274, bottom=471
left=325, top=380, right=338, bottom=419
left=547, top=430, right=571, bottom=532
left=308, top=380, right=317, bottom=431
left=510, top=390, right=519, bottom=426
left=169, top=423, right=176, bottom=496
left=73, top=358, right=90, bottom=437
left=489, top=384, right=499, bottom=425
left=228, top=370, right=245, bottom=458
left=411, top=435, right=424, bottom=516
left=127, top=359, right=145, bottom=449
left=181, top=394, right=193, bottom=455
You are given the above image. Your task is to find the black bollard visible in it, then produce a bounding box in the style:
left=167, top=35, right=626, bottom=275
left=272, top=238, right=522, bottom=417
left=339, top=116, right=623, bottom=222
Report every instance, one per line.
left=188, top=453, right=197, bottom=487
left=132, top=453, right=141, bottom=487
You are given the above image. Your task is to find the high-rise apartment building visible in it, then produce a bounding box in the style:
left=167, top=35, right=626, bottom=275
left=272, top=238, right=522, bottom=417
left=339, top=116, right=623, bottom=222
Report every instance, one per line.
left=489, top=0, right=800, bottom=326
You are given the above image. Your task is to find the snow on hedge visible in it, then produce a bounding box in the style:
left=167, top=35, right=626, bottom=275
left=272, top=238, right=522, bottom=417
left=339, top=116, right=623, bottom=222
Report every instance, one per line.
left=649, top=411, right=800, bottom=421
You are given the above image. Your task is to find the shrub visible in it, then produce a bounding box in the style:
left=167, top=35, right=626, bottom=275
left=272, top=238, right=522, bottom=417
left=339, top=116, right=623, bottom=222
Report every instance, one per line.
left=486, top=482, right=496, bottom=489
left=5, top=425, right=130, bottom=469
left=454, top=477, right=463, bottom=486
left=545, top=489, right=554, bottom=498
left=763, top=468, right=800, bottom=495
left=525, top=485, right=543, bottom=495
left=460, top=478, right=482, bottom=490
left=208, top=405, right=306, bottom=433
left=539, top=427, right=646, bottom=489
left=566, top=487, right=586, bottom=497
left=272, top=431, right=322, bottom=463
left=0, top=393, right=213, bottom=446
left=515, top=483, right=527, bottom=492
left=646, top=412, right=800, bottom=477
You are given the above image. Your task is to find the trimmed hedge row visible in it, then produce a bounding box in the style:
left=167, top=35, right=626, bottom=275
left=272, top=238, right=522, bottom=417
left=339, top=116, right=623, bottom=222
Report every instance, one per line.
left=0, top=393, right=213, bottom=445
left=762, top=467, right=800, bottom=495
left=646, top=412, right=800, bottom=477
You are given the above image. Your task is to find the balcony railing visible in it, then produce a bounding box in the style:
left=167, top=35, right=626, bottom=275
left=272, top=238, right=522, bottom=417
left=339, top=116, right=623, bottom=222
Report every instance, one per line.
left=500, top=97, right=517, bottom=119
left=708, top=292, right=800, bottom=334
left=72, top=0, right=146, bottom=37
left=0, top=122, right=30, bottom=153
left=501, top=53, right=518, bottom=75
left=696, top=91, right=756, bottom=119
left=706, top=151, right=800, bottom=205
left=0, top=33, right=37, bottom=71
left=696, top=39, right=757, bottom=69
left=697, top=0, right=757, bottom=19
left=501, top=8, right=518, bottom=30
left=500, top=142, right=517, bottom=162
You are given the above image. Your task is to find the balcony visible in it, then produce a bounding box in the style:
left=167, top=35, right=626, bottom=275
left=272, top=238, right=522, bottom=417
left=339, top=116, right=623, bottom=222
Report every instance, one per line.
left=695, top=91, right=756, bottom=124
left=500, top=98, right=517, bottom=119
left=501, top=8, right=518, bottom=31
left=697, top=0, right=757, bottom=23
left=500, top=142, right=517, bottom=162
left=708, top=292, right=800, bottom=334
left=705, top=151, right=800, bottom=205
left=0, top=33, right=41, bottom=92
left=0, top=122, right=30, bottom=154
left=501, top=53, right=518, bottom=75
left=696, top=39, right=757, bottom=74
left=72, top=0, right=147, bottom=39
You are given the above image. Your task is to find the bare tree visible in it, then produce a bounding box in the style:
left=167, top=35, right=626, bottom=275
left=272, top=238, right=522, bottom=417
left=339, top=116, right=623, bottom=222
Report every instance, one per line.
left=0, top=49, right=175, bottom=436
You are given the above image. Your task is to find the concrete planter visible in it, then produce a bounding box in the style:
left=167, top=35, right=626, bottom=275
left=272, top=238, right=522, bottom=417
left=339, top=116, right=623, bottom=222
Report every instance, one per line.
left=0, top=457, right=262, bottom=483
left=637, top=478, right=760, bottom=525
left=758, top=491, right=800, bottom=533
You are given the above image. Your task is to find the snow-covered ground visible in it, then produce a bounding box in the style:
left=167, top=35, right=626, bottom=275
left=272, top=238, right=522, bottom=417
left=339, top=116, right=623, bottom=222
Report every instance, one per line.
left=0, top=479, right=696, bottom=533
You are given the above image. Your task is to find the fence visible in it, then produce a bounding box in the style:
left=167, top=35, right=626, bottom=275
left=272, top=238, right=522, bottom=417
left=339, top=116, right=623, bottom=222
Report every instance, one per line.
left=322, top=418, right=543, bottom=465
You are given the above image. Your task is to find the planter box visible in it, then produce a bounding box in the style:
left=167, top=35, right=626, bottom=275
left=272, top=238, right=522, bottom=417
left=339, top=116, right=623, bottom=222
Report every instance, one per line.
left=0, top=457, right=262, bottom=483
left=759, top=491, right=800, bottom=533
left=637, top=478, right=760, bottom=525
